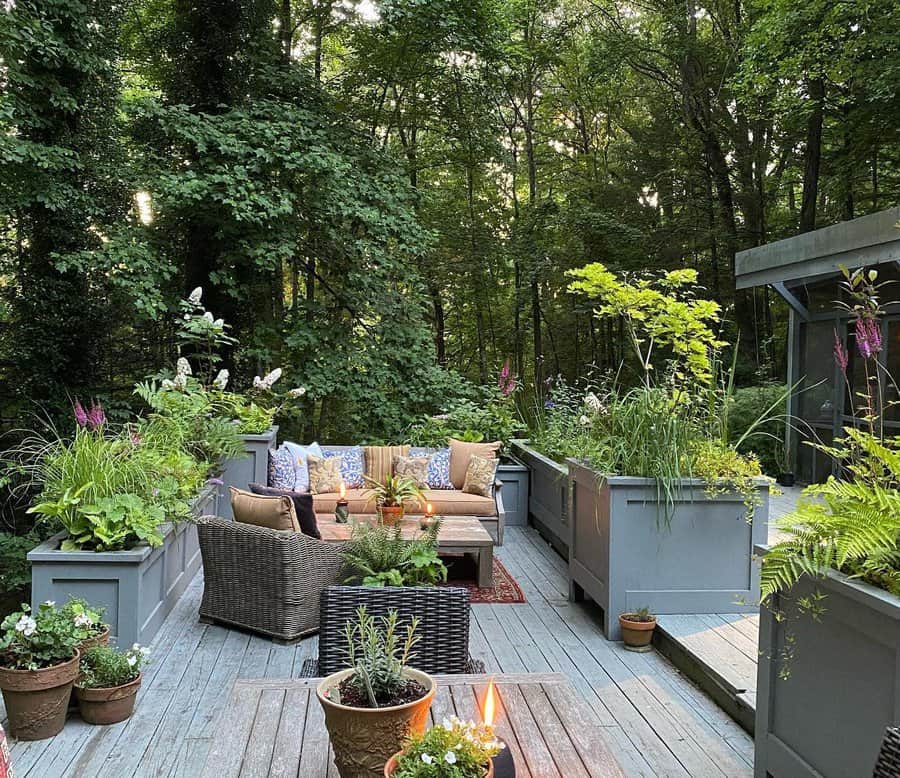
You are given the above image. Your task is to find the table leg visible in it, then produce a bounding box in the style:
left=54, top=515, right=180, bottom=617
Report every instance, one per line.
left=477, top=546, right=494, bottom=588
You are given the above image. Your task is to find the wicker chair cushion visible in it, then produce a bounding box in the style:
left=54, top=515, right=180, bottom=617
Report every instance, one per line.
left=448, top=438, right=501, bottom=489
left=230, top=487, right=299, bottom=532
left=249, top=483, right=320, bottom=539
left=363, top=445, right=410, bottom=484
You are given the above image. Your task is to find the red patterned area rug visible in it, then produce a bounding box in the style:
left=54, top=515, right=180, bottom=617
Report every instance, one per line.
left=441, top=556, right=526, bottom=604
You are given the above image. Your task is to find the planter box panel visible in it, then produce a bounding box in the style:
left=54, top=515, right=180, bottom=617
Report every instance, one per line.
left=756, top=572, right=900, bottom=778
left=511, top=440, right=569, bottom=554
left=568, top=460, right=767, bottom=641
left=218, top=426, right=278, bottom=519
left=496, top=461, right=529, bottom=527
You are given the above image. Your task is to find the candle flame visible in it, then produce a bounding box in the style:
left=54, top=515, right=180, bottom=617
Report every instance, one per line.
left=339, top=481, right=346, bottom=499
left=483, top=677, right=497, bottom=727
left=426, top=502, right=434, bottom=515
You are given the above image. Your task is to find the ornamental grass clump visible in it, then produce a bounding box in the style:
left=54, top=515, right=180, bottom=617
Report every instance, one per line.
left=391, top=716, right=504, bottom=777
left=334, top=607, right=424, bottom=708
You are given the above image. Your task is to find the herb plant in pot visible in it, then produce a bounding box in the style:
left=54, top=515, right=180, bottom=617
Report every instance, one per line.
left=365, top=475, right=425, bottom=526
left=317, top=607, right=435, bottom=778
left=619, top=607, right=656, bottom=651
left=75, top=643, right=149, bottom=725
left=384, top=715, right=505, bottom=777
left=0, top=601, right=81, bottom=740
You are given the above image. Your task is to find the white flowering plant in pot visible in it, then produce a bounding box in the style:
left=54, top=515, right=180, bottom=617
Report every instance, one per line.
left=0, top=601, right=80, bottom=671
left=386, top=715, right=504, bottom=777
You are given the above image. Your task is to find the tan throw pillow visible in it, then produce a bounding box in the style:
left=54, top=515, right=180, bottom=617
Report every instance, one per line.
left=462, top=454, right=497, bottom=497
left=307, top=454, right=343, bottom=494
left=230, top=487, right=299, bottom=532
left=363, top=445, right=410, bottom=484
left=393, top=455, right=430, bottom=488
left=448, top=438, right=501, bottom=489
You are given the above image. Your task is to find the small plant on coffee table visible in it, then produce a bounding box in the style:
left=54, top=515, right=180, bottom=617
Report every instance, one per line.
left=336, top=607, right=424, bottom=708
left=365, top=474, right=425, bottom=523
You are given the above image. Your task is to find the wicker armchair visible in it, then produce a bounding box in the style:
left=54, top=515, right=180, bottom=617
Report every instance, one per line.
left=318, top=585, right=472, bottom=675
left=874, top=726, right=900, bottom=777
left=196, top=517, right=345, bottom=643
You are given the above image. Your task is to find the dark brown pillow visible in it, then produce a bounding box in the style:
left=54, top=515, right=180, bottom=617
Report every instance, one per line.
left=230, top=487, right=299, bottom=533
left=249, top=483, right=321, bottom=539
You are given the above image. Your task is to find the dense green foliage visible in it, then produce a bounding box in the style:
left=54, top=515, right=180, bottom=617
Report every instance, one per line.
left=393, top=716, right=504, bottom=777
left=0, top=601, right=80, bottom=670
left=79, top=643, right=148, bottom=689
left=342, top=521, right=447, bottom=587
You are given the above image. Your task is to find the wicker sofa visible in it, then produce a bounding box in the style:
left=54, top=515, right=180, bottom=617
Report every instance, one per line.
left=196, top=516, right=345, bottom=642
left=315, top=445, right=507, bottom=545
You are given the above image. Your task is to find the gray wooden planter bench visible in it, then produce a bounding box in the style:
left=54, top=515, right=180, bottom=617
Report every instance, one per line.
left=217, top=426, right=278, bottom=519
left=510, top=439, right=570, bottom=555
left=756, top=553, right=900, bottom=777
left=28, top=489, right=216, bottom=647
left=568, top=459, right=768, bottom=641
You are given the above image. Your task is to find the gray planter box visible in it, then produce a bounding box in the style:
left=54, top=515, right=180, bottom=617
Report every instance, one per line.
left=218, top=425, right=278, bottom=519
left=756, top=562, right=900, bottom=777
left=567, top=459, right=768, bottom=641
left=496, top=459, right=529, bottom=527
left=510, top=440, right=570, bottom=555
left=28, top=490, right=215, bottom=647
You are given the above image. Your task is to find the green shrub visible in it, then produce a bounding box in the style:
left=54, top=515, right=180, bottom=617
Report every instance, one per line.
left=342, top=521, right=447, bottom=587
left=727, top=384, right=788, bottom=475
left=79, top=643, right=149, bottom=688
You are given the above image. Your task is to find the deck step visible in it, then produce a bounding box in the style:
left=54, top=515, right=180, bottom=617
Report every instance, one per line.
left=653, top=614, right=759, bottom=735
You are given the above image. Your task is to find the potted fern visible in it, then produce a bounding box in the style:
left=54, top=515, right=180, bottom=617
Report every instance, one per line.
left=757, top=267, right=900, bottom=778
left=317, top=607, right=436, bottom=778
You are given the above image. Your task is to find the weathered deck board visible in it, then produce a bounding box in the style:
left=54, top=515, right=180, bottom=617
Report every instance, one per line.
left=5, top=527, right=753, bottom=777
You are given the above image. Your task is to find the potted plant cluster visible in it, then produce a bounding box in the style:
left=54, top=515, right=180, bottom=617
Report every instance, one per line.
left=63, top=598, right=110, bottom=651
left=0, top=601, right=81, bottom=740
left=384, top=715, right=505, bottom=777
left=74, top=642, right=150, bottom=725
left=515, top=264, right=777, bottom=640
left=318, top=607, right=435, bottom=778
left=756, top=267, right=900, bottom=777
left=365, top=474, right=425, bottom=526
left=619, top=607, right=656, bottom=652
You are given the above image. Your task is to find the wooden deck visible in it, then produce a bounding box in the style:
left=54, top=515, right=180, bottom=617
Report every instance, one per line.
left=3, top=527, right=753, bottom=777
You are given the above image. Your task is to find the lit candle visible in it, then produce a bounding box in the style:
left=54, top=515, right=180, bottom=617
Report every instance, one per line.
left=424, top=502, right=434, bottom=518
left=335, top=481, right=349, bottom=523
left=482, top=679, right=516, bottom=777
left=420, top=502, right=436, bottom=531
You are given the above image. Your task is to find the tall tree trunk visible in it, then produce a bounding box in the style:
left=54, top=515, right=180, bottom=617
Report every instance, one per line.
left=799, top=77, right=825, bottom=233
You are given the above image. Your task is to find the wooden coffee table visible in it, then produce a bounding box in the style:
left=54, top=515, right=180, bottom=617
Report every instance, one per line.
left=318, top=516, right=495, bottom=588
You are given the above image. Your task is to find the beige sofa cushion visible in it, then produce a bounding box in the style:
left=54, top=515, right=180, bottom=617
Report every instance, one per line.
left=230, top=487, right=299, bottom=532
left=462, top=454, right=497, bottom=497
left=313, top=489, right=374, bottom=515
left=307, top=454, right=343, bottom=494
left=448, top=438, right=501, bottom=489
left=312, top=488, right=496, bottom=517
left=393, top=455, right=430, bottom=488
left=363, top=445, right=410, bottom=484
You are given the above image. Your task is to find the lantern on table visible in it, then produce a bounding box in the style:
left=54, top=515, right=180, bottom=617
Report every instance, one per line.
left=335, top=482, right=350, bottom=523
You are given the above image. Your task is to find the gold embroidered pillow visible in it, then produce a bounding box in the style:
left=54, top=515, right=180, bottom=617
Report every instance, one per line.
left=307, top=454, right=343, bottom=494
left=392, top=455, right=430, bottom=488
left=462, top=454, right=497, bottom=497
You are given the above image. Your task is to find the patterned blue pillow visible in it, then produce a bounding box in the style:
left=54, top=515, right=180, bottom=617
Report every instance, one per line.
left=323, top=446, right=365, bottom=488
left=410, top=447, right=454, bottom=490
left=268, top=447, right=296, bottom=490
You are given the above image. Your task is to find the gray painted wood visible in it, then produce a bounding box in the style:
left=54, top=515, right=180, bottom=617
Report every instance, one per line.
left=5, top=527, right=752, bottom=777
left=510, top=439, right=571, bottom=555
left=496, top=460, right=530, bottom=526
left=218, top=426, right=278, bottom=520
left=735, top=206, right=900, bottom=289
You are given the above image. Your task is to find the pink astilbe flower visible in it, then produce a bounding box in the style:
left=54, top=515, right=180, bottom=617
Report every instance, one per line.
left=498, top=360, right=517, bottom=396
left=86, top=401, right=106, bottom=430
left=855, top=317, right=882, bottom=359
left=73, top=400, right=88, bottom=428
left=833, top=330, right=849, bottom=374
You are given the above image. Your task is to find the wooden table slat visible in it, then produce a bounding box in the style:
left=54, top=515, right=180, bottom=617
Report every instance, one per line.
left=200, top=683, right=262, bottom=778
left=268, top=687, right=310, bottom=778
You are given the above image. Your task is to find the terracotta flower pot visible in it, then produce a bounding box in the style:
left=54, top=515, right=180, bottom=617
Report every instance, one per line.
left=619, top=614, right=656, bottom=651
left=0, top=651, right=80, bottom=740
left=378, top=505, right=405, bottom=526
left=384, top=753, right=494, bottom=777
left=75, top=673, right=142, bottom=725
left=317, top=667, right=436, bottom=778
left=79, top=626, right=111, bottom=653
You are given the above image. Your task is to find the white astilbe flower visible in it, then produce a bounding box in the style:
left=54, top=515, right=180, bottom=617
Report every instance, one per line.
left=254, top=368, right=282, bottom=390
left=584, top=392, right=603, bottom=412
left=188, top=287, right=203, bottom=304
left=288, top=387, right=306, bottom=398
left=161, top=378, right=175, bottom=390
left=213, top=369, right=229, bottom=390
left=173, top=372, right=188, bottom=390
left=176, top=357, right=192, bottom=376
left=15, top=616, right=36, bottom=637
left=202, top=311, right=214, bottom=322
left=213, top=318, right=224, bottom=328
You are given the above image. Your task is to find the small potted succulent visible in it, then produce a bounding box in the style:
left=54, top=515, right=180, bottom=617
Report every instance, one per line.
left=619, top=606, right=656, bottom=651
left=74, top=643, right=149, bottom=725
left=317, top=607, right=435, bottom=777
left=365, top=474, right=425, bottom=526
left=384, top=715, right=505, bottom=777
left=0, top=601, right=81, bottom=740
